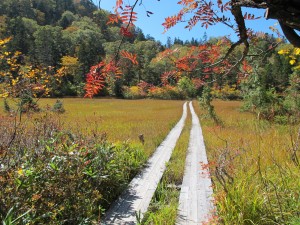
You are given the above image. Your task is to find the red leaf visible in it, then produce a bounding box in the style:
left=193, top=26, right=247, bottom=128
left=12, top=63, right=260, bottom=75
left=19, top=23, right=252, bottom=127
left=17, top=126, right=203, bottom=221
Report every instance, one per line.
left=161, top=71, right=178, bottom=85
left=120, top=27, right=133, bottom=37
left=84, top=60, right=123, bottom=98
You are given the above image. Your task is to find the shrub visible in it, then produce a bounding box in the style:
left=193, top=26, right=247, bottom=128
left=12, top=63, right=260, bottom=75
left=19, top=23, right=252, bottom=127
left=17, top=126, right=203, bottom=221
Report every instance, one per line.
left=242, top=87, right=282, bottom=120
left=0, top=113, right=146, bottom=224
left=198, top=86, right=223, bottom=126
left=147, top=85, right=185, bottom=100
left=147, top=86, right=164, bottom=99
left=282, top=72, right=300, bottom=124
left=177, top=77, right=197, bottom=98
left=19, top=95, right=40, bottom=113
left=123, top=86, right=146, bottom=99
left=3, top=98, right=11, bottom=113
left=164, top=85, right=185, bottom=100
left=211, top=84, right=241, bottom=100
left=52, top=99, right=65, bottom=113
left=242, top=72, right=300, bottom=123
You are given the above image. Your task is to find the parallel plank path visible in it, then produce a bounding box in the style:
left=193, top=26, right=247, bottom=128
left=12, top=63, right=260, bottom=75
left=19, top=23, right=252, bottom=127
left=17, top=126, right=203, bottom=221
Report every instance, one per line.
left=102, top=102, right=188, bottom=225
left=176, top=102, right=215, bottom=224
left=102, top=101, right=215, bottom=225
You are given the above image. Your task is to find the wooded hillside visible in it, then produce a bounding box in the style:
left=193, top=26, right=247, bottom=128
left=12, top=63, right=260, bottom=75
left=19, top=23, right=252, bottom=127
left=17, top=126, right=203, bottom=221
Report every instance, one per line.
left=0, top=0, right=296, bottom=100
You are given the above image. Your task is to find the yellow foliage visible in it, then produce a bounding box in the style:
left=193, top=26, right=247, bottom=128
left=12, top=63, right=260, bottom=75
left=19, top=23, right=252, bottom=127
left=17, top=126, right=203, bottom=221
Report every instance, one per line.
left=290, top=59, right=296, bottom=65
left=278, top=45, right=300, bottom=70
left=278, top=49, right=289, bottom=55
left=0, top=92, right=9, bottom=98
left=17, top=168, right=23, bottom=176
left=0, top=38, right=57, bottom=98
left=129, top=86, right=140, bottom=94
left=0, top=37, right=11, bottom=46
left=61, top=56, right=79, bottom=67
left=294, top=48, right=300, bottom=55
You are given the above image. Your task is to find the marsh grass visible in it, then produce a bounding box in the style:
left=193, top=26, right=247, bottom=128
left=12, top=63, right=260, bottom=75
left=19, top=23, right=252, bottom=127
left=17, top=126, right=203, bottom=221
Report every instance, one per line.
left=1, top=98, right=184, bottom=157
left=142, top=108, right=192, bottom=225
left=0, top=98, right=185, bottom=224
left=194, top=100, right=300, bottom=224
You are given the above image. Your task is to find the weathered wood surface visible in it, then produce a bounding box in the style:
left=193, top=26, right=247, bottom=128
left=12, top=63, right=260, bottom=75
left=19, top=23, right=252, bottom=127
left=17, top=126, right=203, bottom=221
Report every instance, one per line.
left=176, top=102, right=215, bottom=225
left=102, top=102, right=188, bottom=225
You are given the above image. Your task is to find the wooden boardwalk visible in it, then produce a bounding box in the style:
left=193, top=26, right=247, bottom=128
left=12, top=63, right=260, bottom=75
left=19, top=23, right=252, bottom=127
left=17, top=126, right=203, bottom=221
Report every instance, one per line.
left=176, top=102, right=215, bottom=225
left=102, top=102, right=188, bottom=225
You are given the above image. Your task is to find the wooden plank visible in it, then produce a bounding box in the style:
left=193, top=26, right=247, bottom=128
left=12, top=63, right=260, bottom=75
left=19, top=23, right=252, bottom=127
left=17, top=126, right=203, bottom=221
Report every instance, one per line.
left=177, top=101, right=215, bottom=225
left=102, top=102, right=188, bottom=225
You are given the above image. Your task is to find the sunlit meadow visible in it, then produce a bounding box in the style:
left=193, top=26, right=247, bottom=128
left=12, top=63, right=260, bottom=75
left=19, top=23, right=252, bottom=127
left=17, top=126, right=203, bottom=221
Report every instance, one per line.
left=1, top=98, right=185, bottom=157
left=194, top=100, right=300, bottom=224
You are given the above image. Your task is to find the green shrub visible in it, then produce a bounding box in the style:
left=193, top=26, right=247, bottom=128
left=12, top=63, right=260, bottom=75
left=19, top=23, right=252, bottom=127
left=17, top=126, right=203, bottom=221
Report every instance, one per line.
left=199, top=86, right=222, bottom=126
left=282, top=72, right=300, bottom=124
left=177, top=77, right=197, bottom=98
left=0, top=113, right=146, bottom=224
left=242, top=72, right=300, bottom=123
left=3, top=98, right=11, bottom=113
left=19, top=95, right=40, bottom=113
left=52, top=100, right=65, bottom=113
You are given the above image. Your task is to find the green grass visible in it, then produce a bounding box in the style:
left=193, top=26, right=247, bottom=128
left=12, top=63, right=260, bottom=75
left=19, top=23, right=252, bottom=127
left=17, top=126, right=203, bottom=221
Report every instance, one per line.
left=193, top=100, right=300, bottom=224
left=142, top=106, right=192, bottom=225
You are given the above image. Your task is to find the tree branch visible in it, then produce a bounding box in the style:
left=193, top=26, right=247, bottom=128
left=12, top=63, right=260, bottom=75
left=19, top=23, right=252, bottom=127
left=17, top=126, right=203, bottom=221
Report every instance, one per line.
left=279, top=21, right=300, bottom=47
left=232, top=0, right=267, bottom=9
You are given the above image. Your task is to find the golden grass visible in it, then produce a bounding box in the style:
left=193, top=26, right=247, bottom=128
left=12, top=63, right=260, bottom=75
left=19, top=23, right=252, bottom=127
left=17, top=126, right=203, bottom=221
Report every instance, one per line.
left=193, top=99, right=300, bottom=224
left=1, top=98, right=185, bottom=156
left=194, top=100, right=298, bottom=168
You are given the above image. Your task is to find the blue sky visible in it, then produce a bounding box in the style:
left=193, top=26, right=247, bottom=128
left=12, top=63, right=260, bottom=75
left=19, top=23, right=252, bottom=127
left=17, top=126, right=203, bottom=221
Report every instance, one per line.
left=94, top=0, right=281, bottom=44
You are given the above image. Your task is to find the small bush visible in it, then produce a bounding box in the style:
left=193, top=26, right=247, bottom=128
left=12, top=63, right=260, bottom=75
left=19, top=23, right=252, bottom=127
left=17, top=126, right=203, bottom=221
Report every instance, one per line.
left=199, top=86, right=223, bottom=126
left=19, top=95, right=40, bottom=113
left=211, top=84, right=241, bottom=100
left=52, top=99, right=65, bottom=113
left=123, top=86, right=146, bottom=99
left=241, top=72, right=300, bottom=124
left=274, top=115, right=289, bottom=124
left=3, top=98, right=11, bottom=112
left=147, top=86, right=185, bottom=100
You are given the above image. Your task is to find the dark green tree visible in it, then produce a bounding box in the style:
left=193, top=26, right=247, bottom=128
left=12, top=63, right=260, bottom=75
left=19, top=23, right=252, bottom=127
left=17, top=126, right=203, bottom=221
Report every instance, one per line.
left=33, top=25, right=66, bottom=66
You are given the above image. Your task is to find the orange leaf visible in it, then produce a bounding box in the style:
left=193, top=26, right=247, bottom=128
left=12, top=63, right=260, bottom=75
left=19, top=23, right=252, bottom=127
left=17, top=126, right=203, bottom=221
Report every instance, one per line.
left=115, top=0, right=123, bottom=12
left=107, top=14, right=119, bottom=25
left=120, top=50, right=138, bottom=65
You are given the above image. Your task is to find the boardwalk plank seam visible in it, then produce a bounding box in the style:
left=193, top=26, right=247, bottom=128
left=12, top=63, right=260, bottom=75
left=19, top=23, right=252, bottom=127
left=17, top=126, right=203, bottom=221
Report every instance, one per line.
left=102, top=102, right=188, bottom=225
left=176, top=101, right=215, bottom=225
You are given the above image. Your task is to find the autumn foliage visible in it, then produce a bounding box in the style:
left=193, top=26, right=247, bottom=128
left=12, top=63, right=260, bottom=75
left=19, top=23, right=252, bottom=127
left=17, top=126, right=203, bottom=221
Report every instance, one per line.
left=84, top=0, right=265, bottom=98
left=0, top=38, right=63, bottom=100
left=84, top=52, right=138, bottom=98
